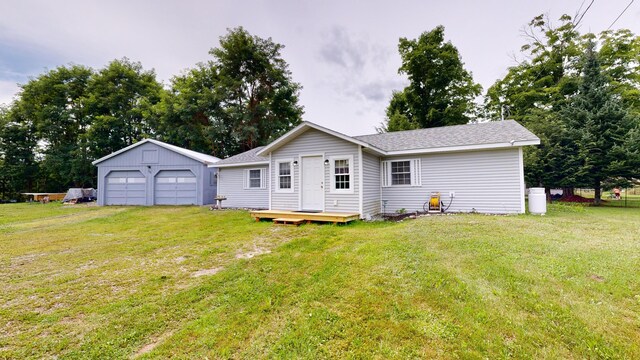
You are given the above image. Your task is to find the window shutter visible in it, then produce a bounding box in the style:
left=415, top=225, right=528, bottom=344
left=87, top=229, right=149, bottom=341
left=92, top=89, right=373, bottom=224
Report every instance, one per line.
left=381, top=161, right=389, bottom=187
left=260, top=168, right=266, bottom=189
left=243, top=169, right=248, bottom=189
left=411, top=159, right=422, bottom=186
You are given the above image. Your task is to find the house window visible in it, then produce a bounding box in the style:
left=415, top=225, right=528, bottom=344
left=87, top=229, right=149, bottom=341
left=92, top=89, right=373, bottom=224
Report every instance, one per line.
left=391, top=161, right=411, bottom=185
left=276, top=160, right=293, bottom=192
left=244, top=168, right=265, bottom=189
left=382, top=159, right=421, bottom=187
left=330, top=156, right=354, bottom=193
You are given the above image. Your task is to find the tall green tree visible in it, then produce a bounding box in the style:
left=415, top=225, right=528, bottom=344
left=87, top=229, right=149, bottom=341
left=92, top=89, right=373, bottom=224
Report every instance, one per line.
left=159, top=27, right=304, bottom=158
left=0, top=107, right=39, bottom=198
left=157, top=64, right=222, bottom=154
left=561, top=41, right=639, bottom=204
left=15, top=65, right=94, bottom=190
left=485, top=15, right=583, bottom=190
left=85, top=58, right=164, bottom=160
left=381, top=26, right=482, bottom=132
left=485, top=14, right=640, bottom=196
left=598, top=29, right=640, bottom=118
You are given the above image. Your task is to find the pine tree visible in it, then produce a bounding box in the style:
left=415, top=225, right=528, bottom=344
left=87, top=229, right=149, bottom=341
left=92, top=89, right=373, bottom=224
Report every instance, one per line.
left=561, top=41, right=638, bottom=204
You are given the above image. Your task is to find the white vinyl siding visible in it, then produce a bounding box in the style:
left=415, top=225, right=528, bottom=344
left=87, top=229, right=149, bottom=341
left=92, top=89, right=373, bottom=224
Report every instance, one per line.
left=243, top=168, right=266, bottom=189
left=362, top=151, right=381, bottom=217
left=329, top=155, right=354, bottom=194
left=218, top=166, right=269, bottom=209
left=382, top=159, right=421, bottom=187
left=381, top=148, right=523, bottom=214
left=270, top=128, right=360, bottom=212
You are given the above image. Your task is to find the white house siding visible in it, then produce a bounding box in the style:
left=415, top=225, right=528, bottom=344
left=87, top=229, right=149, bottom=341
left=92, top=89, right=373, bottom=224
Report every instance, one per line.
left=362, top=151, right=381, bottom=218
left=270, top=128, right=360, bottom=212
left=217, top=166, right=269, bottom=209
left=381, top=148, right=523, bottom=214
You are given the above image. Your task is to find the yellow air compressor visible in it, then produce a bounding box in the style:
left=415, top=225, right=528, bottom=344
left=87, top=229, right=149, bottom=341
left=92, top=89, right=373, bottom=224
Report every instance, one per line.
left=428, top=192, right=441, bottom=213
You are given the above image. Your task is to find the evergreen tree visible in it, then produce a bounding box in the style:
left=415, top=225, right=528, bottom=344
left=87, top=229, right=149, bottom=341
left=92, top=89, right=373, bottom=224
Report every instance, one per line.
left=561, top=41, right=639, bottom=204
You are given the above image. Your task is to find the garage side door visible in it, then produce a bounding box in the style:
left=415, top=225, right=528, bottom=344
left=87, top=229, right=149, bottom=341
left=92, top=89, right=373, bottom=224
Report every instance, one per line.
left=105, top=170, right=147, bottom=205
left=154, top=170, right=197, bottom=205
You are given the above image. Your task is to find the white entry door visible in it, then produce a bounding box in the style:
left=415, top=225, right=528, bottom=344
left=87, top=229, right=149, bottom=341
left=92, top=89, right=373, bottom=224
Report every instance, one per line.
left=301, top=156, right=324, bottom=211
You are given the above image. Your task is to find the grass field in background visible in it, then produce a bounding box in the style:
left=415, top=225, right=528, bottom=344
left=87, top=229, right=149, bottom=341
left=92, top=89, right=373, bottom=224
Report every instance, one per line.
left=1, top=203, right=639, bottom=358
left=569, top=188, right=640, bottom=207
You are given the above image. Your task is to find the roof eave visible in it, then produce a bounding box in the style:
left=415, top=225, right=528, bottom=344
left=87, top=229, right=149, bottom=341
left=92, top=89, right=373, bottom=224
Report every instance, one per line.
left=92, top=138, right=220, bottom=166
left=92, top=139, right=152, bottom=165
left=383, top=139, right=540, bottom=156
left=208, top=161, right=270, bottom=168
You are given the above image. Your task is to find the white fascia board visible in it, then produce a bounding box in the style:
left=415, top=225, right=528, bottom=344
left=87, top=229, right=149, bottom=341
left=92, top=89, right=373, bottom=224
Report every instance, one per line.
left=208, top=161, right=270, bottom=168
left=383, top=140, right=541, bottom=156
left=92, top=139, right=152, bottom=165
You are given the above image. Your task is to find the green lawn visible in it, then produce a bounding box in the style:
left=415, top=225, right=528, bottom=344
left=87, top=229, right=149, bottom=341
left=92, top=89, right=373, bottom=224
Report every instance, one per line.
left=1, top=203, right=639, bottom=359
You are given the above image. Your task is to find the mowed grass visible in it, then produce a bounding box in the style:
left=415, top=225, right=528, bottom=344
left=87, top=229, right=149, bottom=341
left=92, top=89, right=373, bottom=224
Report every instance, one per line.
left=1, top=204, right=639, bottom=359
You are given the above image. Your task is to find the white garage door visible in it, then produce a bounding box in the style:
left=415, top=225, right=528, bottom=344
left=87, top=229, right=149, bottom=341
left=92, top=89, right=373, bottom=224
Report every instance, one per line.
left=105, top=171, right=147, bottom=205
left=154, top=170, right=198, bottom=205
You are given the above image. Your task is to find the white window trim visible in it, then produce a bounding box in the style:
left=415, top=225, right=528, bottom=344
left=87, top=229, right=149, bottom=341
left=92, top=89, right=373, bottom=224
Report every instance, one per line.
left=275, top=159, right=294, bottom=193
left=329, top=155, right=354, bottom=194
left=381, top=158, right=422, bottom=187
left=244, top=168, right=266, bottom=190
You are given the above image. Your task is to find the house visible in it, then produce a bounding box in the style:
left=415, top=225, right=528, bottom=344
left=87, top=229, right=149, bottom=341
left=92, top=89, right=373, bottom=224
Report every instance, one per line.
left=212, top=120, right=540, bottom=218
left=93, top=139, right=220, bottom=206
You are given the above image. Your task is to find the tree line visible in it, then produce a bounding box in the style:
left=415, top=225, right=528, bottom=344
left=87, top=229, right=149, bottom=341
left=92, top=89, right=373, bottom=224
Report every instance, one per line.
left=381, top=14, right=640, bottom=203
left=0, top=28, right=303, bottom=199
left=1, top=14, right=639, bottom=203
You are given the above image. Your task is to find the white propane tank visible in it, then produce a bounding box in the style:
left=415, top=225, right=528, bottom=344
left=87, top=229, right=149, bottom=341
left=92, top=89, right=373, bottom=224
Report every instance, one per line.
left=528, top=187, right=546, bottom=215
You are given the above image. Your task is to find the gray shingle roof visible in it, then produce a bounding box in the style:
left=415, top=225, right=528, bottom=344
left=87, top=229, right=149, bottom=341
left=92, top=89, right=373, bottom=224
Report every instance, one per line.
left=211, top=120, right=540, bottom=167
left=214, top=146, right=268, bottom=166
left=353, top=120, right=539, bottom=152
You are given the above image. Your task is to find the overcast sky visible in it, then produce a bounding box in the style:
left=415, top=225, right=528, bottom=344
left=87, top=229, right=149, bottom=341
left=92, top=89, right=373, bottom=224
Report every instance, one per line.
left=1, top=0, right=639, bottom=135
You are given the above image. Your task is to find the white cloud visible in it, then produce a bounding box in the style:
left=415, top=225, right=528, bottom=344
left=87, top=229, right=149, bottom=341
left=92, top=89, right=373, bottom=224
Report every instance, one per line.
left=0, top=0, right=638, bottom=134
left=0, top=80, right=19, bottom=106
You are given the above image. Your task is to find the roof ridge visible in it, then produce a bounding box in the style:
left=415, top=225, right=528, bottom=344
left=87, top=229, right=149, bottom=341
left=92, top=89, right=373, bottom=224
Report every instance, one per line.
left=353, top=120, right=516, bottom=139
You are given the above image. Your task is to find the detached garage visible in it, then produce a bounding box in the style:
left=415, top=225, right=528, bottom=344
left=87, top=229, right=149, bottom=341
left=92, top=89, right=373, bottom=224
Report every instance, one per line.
left=93, top=139, right=220, bottom=206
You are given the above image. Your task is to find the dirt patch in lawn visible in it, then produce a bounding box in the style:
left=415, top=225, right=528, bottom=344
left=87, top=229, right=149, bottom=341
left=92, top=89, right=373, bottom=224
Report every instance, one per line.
left=236, top=247, right=271, bottom=259
left=589, top=274, right=605, bottom=282
left=134, top=331, right=174, bottom=358
left=192, top=267, right=223, bottom=277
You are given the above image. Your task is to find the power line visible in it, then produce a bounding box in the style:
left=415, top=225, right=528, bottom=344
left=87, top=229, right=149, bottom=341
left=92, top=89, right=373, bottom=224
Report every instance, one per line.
left=607, top=0, right=635, bottom=30
left=574, top=0, right=596, bottom=29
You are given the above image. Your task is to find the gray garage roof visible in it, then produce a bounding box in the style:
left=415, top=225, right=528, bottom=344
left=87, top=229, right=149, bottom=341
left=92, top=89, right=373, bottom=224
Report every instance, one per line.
left=92, top=139, right=221, bottom=165
left=353, top=120, right=539, bottom=153
left=211, top=146, right=269, bottom=167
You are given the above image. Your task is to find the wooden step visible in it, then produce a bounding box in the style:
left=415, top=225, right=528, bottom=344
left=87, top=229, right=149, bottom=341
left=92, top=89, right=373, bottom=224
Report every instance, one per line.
left=272, top=218, right=305, bottom=226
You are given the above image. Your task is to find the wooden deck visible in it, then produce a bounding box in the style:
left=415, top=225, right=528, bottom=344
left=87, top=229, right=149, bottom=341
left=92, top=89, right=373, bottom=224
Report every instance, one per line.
left=250, top=210, right=360, bottom=224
